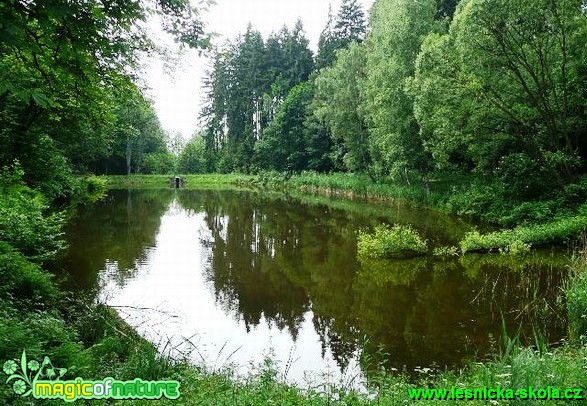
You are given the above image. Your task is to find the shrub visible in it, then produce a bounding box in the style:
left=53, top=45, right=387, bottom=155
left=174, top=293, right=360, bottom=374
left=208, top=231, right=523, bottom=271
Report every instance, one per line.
left=142, top=152, right=176, bottom=175
left=357, top=224, right=428, bottom=259
left=0, top=164, right=66, bottom=263
left=0, top=242, right=59, bottom=307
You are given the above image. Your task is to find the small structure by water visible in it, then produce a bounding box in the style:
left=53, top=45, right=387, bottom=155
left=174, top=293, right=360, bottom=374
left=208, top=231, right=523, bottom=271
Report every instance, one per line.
left=169, top=177, right=184, bottom=188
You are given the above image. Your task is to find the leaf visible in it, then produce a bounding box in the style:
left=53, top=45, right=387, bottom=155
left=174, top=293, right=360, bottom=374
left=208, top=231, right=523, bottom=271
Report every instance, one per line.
left=6, top=374, right=23, bottom=383
left=31, top=93, right=50, bottom=109
left=20, top=351, right=26, bottom=376
left=56, top=368, right=67, bottom=380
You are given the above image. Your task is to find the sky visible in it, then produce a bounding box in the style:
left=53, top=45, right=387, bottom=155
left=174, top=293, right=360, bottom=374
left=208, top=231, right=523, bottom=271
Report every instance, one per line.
left=143, top=0, right=375, bottom=140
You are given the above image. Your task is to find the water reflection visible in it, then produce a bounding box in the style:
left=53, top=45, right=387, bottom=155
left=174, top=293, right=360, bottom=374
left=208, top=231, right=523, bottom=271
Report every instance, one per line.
left=57, top=189, right=569, bottom=385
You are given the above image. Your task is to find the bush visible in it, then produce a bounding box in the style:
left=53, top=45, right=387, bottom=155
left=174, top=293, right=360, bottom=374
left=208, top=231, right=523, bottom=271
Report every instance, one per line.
left=0, top=242, right=59, bottom=308
left=142, top=152, right=176, bottom=175
left=0, top=164, right=66, bottom=263
left=357, top=224, right=428, bottom=259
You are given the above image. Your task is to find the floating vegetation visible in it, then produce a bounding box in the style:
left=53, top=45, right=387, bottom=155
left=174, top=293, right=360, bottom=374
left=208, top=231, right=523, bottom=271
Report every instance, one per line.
left=357, top=224, right=428, bottom=259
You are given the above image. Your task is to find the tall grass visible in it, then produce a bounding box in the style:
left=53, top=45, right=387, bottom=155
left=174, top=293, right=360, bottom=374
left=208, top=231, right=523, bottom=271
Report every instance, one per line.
left=460, top=216, right=587, bottom=254
left=567, top=250, right=587, bottom=345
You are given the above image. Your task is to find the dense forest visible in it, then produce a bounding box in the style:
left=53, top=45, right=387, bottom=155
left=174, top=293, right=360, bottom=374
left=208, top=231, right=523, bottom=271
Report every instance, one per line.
left=2, top=1, right=587, bottom=403
left=2, top=0, right=587, bottom=224
left=0, top=0, right=202, bottom=199
left=192, top=0, right=587, bottom=226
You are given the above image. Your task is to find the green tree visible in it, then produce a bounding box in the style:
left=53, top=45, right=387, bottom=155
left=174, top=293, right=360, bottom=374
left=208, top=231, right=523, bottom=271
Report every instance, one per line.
left=334, top=0, right=367, bottom=47
left=202, top=22, right=314, bottom=173
left=317, top=0, right=367, bottom=69
left=363, top=0, right=438, bottom=185
left=412, top=0, right=587, bottom=198
left=142, top=152, right=176, bottom=174
left=0, top=0, right=208, bottom=194
left=254, top=82, right=314, bottom=172
left=178, top=136, right=207, bottom=174
left=316, top=5, right=338, bottom=69
left=313, top=43, right=370, bottom=173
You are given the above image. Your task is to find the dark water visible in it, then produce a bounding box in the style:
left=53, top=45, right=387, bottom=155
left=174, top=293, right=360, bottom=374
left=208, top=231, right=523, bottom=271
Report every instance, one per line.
left=55, top=188, right=569, bottom=385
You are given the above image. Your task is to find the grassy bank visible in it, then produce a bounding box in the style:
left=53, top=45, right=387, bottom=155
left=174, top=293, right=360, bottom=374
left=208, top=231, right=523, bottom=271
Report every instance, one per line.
left=104, top=174, right=255, bottom=189
left=2, top=168, right=587, bottom=403
left=248, top=171, right=587, bottom=253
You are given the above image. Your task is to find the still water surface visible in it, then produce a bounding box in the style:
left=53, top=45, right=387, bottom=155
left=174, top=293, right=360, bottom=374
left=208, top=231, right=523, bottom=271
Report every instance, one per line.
left=57, top=189, right=569, bottom=385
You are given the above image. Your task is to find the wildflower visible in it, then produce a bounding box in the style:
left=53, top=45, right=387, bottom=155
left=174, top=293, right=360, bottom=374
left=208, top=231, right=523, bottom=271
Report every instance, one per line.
left=12, top=379, right=27, bottom=395
left=3, top=360, right=17, bottom=375
left=27, top=360, right=40, bottom=372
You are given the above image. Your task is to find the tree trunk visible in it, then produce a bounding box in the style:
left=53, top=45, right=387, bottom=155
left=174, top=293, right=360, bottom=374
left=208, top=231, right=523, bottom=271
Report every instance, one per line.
left=126, top=136, right=132, bottom=175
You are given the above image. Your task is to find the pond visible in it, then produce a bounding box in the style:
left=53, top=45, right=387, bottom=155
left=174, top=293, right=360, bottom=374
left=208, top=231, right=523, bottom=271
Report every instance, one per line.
left=55, top=188, right=569, bottom=386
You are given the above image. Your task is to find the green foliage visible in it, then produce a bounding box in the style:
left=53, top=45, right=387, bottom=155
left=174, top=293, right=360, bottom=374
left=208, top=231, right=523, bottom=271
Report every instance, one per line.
left=177, top=136, right=207, bottom=174
left=460, top=216, right=587, bottom=254
left=413, top=0, right=587, bottom=186
left=0, top=164, right=65, bottom=263
left=0, top=0, right=205, bottom=194
left=358, top=224, right=428, bottom=259
left=317, top=0, right=367, bottom=69
left=142, top=152, right=177, bottom=175
left=363, top=0, right=438, bottom=180
left=80, top=175, right=108, bottom=199
left=0, top=242, right=59, bottom=308
left=313, top=43, right=370, bottom=172
left=254, top=82, right=314, bottom=172
left=567, top=254, right=587, bottom=345
left=201, top=22, right=315, bottom=173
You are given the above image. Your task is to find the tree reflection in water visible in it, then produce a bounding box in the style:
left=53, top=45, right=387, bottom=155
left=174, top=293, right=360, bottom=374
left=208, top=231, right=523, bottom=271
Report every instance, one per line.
left=58, top=189, right=569, bottom=381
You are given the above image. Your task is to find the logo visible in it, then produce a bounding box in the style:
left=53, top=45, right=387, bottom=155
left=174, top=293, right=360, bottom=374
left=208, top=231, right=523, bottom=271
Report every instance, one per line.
left=3, top=351, right=180, bottom=402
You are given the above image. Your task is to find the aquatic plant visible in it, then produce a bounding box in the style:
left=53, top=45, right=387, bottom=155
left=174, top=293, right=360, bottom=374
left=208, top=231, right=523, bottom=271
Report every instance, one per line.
left=357, top=224, right=428, bottom=259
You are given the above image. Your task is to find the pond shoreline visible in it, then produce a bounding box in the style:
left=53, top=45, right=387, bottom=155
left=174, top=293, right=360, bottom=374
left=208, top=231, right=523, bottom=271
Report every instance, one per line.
left=2, top=173, right=583, bottom=404
left=81, top=175, right=587, bottom=403
left=105, top=173, right=587, bottom=255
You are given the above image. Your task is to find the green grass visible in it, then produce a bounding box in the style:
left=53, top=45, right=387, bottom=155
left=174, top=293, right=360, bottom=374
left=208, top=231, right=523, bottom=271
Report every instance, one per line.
left=252, top=171, right=434, bottom=204
left=103, top=174, right=255, bottom=189
left=566, top=253, right=587, bottom=345
left=3, top=171, right=585, bottom=404
left=460, top=216, right=587, bottom=254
